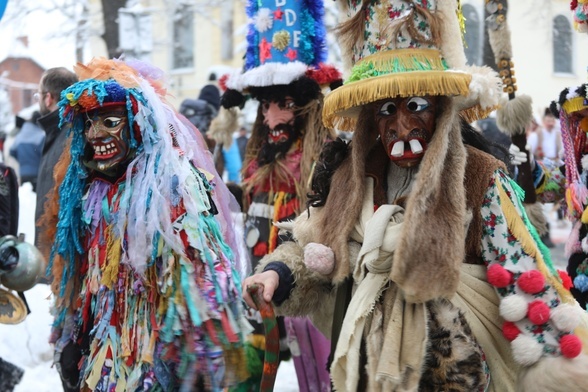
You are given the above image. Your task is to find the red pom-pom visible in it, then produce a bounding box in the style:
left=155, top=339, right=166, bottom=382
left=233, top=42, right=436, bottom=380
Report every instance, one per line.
left=518, top=270, right=546, bottom=294
left=305, top=63, right=342, bottom=86
left=527, top=300, right=551, bottom=325
left=502, top=321, right=521, bottom=341
left=558, top=270, right=574, bottom=290
left=560, top=334, right=583, bottom=358
left=487, top=264, right=513, bottom=288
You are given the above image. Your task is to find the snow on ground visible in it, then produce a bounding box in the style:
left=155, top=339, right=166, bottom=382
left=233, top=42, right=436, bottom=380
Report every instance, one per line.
left=0, top=183, right=62, bottom=391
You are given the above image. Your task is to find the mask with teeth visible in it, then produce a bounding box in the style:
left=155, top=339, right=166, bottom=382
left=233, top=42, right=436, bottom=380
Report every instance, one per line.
left=256, top=97, right=304, bottom=166
left=373, top=96, right=439, bottom=168
left=82, top=105, right=134, bottom=176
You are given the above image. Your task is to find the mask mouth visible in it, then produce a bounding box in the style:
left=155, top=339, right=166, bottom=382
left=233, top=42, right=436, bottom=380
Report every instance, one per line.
left=267, top=125, right=290, bottom=145
left=388, top=137, right=428, bottom=161
left=90, top=138, right=121, bottom=160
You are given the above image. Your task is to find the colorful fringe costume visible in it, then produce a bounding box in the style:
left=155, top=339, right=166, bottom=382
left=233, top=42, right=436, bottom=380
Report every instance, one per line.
left=551, top=83, right=588, bottom=310
left=220, top=1, right=342, bottom=390
left=47, top=58, right=249, bottom=391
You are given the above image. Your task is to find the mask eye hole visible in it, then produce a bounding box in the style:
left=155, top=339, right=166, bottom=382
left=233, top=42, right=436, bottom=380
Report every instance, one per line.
left=406, top=97, right=430, bottom=112
left=280, top=98, right=296, bottom=110
left=261, top=100, right=270, bottom=114
left=103, top=116, right=122, bottom=128
left=84, top=119, right=92, bottom=130
left=378, top=101, right=397, bottom=116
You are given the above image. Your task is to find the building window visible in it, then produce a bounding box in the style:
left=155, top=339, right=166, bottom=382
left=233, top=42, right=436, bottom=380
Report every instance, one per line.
left=172, top=6, right=194, bottom=70
left=463, top=4, right=481, bottom=66
left=553, top=15, right=573, bottom=74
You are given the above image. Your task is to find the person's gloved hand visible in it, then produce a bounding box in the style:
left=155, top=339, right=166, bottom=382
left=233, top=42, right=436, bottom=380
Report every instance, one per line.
left=509, top=143, right=528, bottom=166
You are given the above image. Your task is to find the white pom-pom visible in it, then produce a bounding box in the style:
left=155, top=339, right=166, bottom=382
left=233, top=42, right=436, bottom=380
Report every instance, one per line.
left=511, top=334, right=544, bottom=366
left=582, top=155, right=588, bottom=171
left=551, top=303, right=582, bottom=331
left=582, top=236, right=588, bottom=254
left=253, top=8, right=273, bottom=32
left=500, top=294, right=528, bottom=322
left=303, top=243, right=335, bottom=276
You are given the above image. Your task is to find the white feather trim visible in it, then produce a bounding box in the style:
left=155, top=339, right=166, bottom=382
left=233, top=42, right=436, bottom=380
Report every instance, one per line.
left=253, top=8, right=273, bottom=33
left=499, top=294, right=528, bottom=322
left=581, top=236, right=588, bottom=254
left=225, top=61, right=309, bottom=91
left=436, top=0, right=467, bottom=69
left=567, top=87, right=580, bottom=100
left=511, top=334, right=543, bottom=366
left=454, top=65, right=502, bottom=112
left=550, top=303, right=582, bottom=331
left=581, top=155, right=588, bottom=171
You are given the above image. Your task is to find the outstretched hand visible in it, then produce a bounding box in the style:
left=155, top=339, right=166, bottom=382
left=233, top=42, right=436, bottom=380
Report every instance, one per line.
left=243, top=270, right=279, bottom=310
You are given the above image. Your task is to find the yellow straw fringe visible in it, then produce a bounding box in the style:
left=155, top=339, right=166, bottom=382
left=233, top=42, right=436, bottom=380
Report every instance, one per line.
left=323, top=70, right=471, bottom=129
left=496, top=178, right=574, bottom=304
left=101, top=230, right=122, bottom=289
left=460, top=104, right=499, bottom=124
left=562, top=97, right=588, bottom=115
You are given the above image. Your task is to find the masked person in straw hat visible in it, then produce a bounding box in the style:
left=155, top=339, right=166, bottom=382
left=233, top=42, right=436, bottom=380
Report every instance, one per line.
left=243, top=1, right=588, bottom=391
left=43, top=58, right=250, bottom=392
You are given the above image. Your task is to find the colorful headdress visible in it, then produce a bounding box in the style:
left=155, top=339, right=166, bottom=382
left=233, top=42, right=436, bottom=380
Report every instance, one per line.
left=550, top=84, right=588, bottom=221
left=323, top=0, right=502, bottom=130
left=51, top=58, right=249, bottom=291
left=222, top=0, right=342, bottom=108
left=571, top=0, right=588, bottom=32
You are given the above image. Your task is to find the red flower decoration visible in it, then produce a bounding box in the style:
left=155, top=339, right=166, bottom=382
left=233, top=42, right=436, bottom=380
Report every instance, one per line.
left=285, top=48, right=298, bottom=61
left=558, top=270, right=574, bottom=290
left=259, top=38, right=273, bottom=63
left=487, top=263, right=513, bottom=288
left=502, top=321, right=520, bottom=341
left=560, top=334, right=582, bottom=358
left=518, top=270, right=546, bottom=294
left=274, top=8, right=284, bottom=20
left=527, top=300, right=551, bottom=325
left=571, top=1, right=579, bottom=11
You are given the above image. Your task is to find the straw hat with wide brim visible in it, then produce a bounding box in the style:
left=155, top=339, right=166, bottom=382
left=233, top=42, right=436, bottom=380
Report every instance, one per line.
left=323, top=0, right=502, bottom=130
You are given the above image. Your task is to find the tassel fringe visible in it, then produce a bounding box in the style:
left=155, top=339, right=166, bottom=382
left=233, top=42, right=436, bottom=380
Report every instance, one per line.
left=323, top=70, right=471, bottom=129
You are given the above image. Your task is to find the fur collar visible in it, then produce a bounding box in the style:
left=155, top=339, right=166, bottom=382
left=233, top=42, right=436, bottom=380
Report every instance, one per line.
left=316, top=97, right=467, bottom=303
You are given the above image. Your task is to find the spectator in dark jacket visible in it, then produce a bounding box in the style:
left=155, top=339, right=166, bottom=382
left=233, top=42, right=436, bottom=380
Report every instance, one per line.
left=9, top=111, right=44, bottom=191
left=34, top=67, right=77, bottom=254
left=179, top=84, right=221, bottom=152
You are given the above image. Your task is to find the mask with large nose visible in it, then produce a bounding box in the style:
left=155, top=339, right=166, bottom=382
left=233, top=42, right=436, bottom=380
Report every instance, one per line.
left=374, top=96, right=438, bottom=168
left=261, top=97, right=297, bottom=145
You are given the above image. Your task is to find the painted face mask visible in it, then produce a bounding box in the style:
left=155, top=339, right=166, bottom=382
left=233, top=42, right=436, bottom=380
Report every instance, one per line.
left=375, top=96, right=438, bottom=168
left=83, top=105, right=132, bottom=174
left=256, top=97, right=303, bottom=165
left=261, top=97, right=297, bottom=145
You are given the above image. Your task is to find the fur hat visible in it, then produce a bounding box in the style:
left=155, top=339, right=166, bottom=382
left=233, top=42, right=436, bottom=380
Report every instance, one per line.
left=322, top=0, right=502, bottom=130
